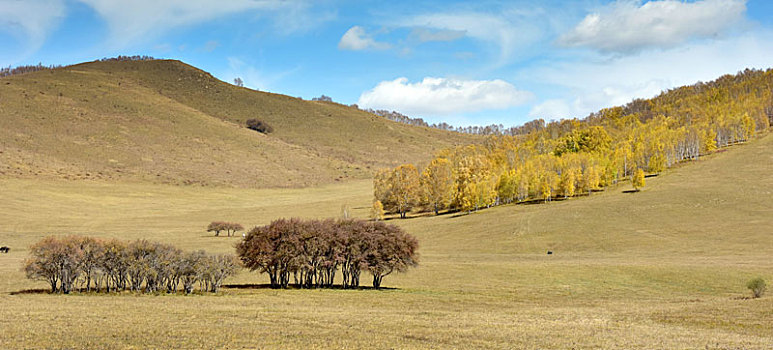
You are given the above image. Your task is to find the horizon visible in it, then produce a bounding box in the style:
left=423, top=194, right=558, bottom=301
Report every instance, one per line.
left=2, top=0, right=772, bottom=126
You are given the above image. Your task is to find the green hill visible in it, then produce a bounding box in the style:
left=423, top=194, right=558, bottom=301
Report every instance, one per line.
left=0, top=59, right=475, bottom=188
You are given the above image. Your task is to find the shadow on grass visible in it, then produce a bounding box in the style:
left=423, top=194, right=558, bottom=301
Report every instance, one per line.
left=383, top=188, right=610, bottom=220
left=222, top=283, right=398, bottom=291
left=622, top=189, right=641, bottom=194
left=9, top=288, right=50, bottom=295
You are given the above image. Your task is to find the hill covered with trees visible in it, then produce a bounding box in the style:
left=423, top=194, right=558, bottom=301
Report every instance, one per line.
left=0, top=59, right=475, bottom=188
left=375, top=68, right=773, bottom=216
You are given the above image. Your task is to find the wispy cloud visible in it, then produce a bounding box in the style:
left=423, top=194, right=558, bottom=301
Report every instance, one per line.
left=558, top=0, right=748, bottom=53
left=407, top=27, right=466, bottom=43
left=358, top=77, right=533, bottom=116
left=338, top=26, right=391, bottom=51
left=202, top=40, right=219, bottom=53
left=76, top=0, right=323, bottom=48
left=223, top=57, right=300, bottom=91
left=398, top=12, right=531, bottom=67
left=0, top=0, right=66, bottom=61
left=528, top=29, right=773, bottom=119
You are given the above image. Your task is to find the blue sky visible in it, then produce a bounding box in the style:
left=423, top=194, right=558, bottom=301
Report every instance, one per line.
left=2, top=0, right=772, bottom=127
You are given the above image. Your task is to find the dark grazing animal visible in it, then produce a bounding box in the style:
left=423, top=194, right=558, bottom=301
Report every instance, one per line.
left=546, top=250, right=552, bottom=255
left=0, top=246, right=9, bottom=253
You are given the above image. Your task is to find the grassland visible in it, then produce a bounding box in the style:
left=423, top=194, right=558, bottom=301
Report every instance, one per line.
left=0, top=129, right=773, bottom=349
left=0, top=60, right=474, bottom=188
left=0, top=133, right=771, bottom=349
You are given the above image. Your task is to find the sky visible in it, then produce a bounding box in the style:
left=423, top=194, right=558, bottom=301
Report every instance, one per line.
left=2, top=0, right=772, bottom=127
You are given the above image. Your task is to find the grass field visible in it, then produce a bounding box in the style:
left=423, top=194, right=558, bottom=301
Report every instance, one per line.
left=0, top=133, right=771, bottom=349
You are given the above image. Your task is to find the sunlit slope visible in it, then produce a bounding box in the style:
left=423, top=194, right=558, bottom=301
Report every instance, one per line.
left=400, top=132, right=773, bottom=260
left=0, top=60, right=474, bottom=187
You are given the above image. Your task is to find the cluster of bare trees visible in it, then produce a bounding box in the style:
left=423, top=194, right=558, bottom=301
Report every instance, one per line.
left=1, top=56, right=158, bottom=78
left=311, top=95, right=333, bottom=102
left=24, top=236, right=239, bottom=294
left=207, top=221, right=244, bottom=237
left=0, top=63, right=62, bottom=78
left=361, top=108, right=543, bottom=136
left=237, top=218, right=418, bottom=289
left=98, top=55, right=156, bottom=62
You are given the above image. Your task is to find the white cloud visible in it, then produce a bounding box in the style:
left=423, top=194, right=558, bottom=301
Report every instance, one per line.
left=529, top=99, right=573, bottom=120
left=408, top=27, right=466, bottom=43
left=76, top=0, right=312, bottom=48
left=223, top=57, right=300, bottom=91
left=203, top=40, right=219, bottom=52
left=559, top=0, right=747, bottom=53
left=394, top=5, right=571, bottom=68
left=358, top=77, right=533, bottom=116
left=399, top=13, right=527, bottom=67
left=0, top=0, right=66, bottom=59
left=527, top=30, right=773, bottom=119
left=337, top=26, right=391, bottom=51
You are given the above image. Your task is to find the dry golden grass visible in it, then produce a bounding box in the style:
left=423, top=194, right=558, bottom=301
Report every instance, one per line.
left=0, top=134, right=771, bottom=349
left=0, top=60, right=474, bottom=188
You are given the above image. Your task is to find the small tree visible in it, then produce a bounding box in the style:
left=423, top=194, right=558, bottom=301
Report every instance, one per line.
left=200, top=254, right=240, bottom=293
left=747, top=277, right=766, bottom=298
left=341, top=204, right=352, bottom=219
left=226, top=223, right=244, bottom=237
left=632, top=168, right=645, bottom=191
left=24, top=237, right=65, bottom=293
left=364, top=222, right=419, bottom=289
left=371, top=200, right=385, bottom=221
left=207, top=222, right=226, bottom=236
left=234, top=77, right=244, bottom=87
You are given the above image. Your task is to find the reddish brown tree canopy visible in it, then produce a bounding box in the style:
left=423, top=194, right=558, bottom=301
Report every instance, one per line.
left=236, top=218, right=418, bottom=289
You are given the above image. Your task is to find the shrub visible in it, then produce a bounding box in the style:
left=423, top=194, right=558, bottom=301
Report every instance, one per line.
left=23, top=236, right=239, bottom=294
left=747, top=277, right=766, bottom=298
left=246, top=118, right=273, bottom=134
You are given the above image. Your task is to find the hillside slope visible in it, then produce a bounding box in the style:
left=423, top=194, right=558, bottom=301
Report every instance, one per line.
left=0, top=59, right=475, bottom=188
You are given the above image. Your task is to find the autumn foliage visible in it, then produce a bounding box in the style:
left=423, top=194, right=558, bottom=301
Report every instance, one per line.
left=24, top=236, right=239, bottom=294
left=236, top=218, right=418, bottom=289
left=375, top=68, right=771, bottom=217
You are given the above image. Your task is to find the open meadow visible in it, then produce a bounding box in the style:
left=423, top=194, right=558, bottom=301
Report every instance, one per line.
left=0, top=133, right=772, bottom=349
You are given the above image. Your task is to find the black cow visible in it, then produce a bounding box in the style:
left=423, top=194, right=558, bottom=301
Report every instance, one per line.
left=0, top=246, right=9, bottom=253
left=546, top=250, right=552, bottom=255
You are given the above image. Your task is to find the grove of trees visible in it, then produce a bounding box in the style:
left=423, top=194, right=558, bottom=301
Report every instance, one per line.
left=375, top=68, right=772, bottom=216
left=236, top=218, right=418, bottom=289
left=24, top=236, right=239, bottom=294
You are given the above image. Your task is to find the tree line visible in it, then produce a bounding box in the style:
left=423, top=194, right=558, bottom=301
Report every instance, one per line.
left=374, top=68, right=772, bottom=217
left=0, top=63, right=62, bottom=78
left=24, top=236, right=239, bottom=294
left=236, top=218, right=418, bottom=289
left=1, top=56, right=159, bottom=78
left=361, top=108, right=542, bottom=136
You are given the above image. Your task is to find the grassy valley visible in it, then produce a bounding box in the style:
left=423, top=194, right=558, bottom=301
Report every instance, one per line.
left=0, top=129, right=770, bottom=349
